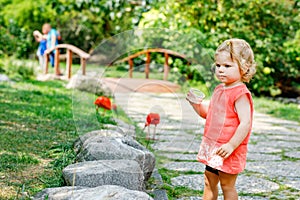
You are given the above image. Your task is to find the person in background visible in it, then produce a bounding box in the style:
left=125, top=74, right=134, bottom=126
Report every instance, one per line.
left=187, top=38, right=256, bottom=200
left=42, top=23, right=58, bottom=68
left=33, top=30, right=47, bottom=71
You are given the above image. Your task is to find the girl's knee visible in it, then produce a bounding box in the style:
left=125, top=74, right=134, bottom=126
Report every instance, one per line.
left=220, top=182, right=236, bottom=192
left=219, top=172, right=238, bottom=190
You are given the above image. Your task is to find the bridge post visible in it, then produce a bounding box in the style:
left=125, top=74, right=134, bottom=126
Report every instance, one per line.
left=164, top=53, right=169, bottom=80
left=128, top=58, right=133, bottom=78
left=81, top=58, right=86, bottom=75
left=54, top=48, right=60, bottom=75
left=145, top=52, right=150, bottom=79
left=66, top=49, right=72, bottom=79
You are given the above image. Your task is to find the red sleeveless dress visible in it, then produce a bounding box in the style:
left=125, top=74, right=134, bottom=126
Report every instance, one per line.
left=197, top=84, right=253, bottom=174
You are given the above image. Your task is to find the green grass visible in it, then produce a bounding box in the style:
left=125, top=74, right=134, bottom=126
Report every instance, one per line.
left=0, top=80, right=79, bottom=199
left=0, top=78, right=119, bottom=199
left=0, top=153, right=39, bottom=171
left=253, top=97, right=300, bottom=122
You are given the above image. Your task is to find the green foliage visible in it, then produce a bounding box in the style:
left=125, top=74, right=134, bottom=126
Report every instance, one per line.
left=0, top=58, right=36, bottom=80
left=0, top=0, right=153, bottom=56
left=139, top=0, right=300, bottom=97
left=40, top=0, right=152, bottom=52
left=0, top=23, right=32, bottom=58
left=0, top=0, right=50, bottom=58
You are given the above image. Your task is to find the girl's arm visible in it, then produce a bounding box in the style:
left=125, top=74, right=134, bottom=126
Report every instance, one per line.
left=187, top=99, right=209, bottom=119
left=216, top=94, right=252, bottom=158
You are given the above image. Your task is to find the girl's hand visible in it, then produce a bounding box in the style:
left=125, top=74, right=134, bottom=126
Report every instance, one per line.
left=186, top=90, right=195, bottom=104
left=216, top=143, right=235, bottom=159
left=186, top=90, right=204, bottom=104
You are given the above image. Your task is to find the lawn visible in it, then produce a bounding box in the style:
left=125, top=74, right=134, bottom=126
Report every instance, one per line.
left=0, top=80, right=79, bottom=199
left=0, top=76, right=136, bottom=199
left=253, top=97, right=300, bottom=122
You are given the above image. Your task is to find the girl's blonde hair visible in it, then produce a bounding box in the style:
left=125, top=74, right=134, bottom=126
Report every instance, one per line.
left=215, top=38, right=256, bottom=83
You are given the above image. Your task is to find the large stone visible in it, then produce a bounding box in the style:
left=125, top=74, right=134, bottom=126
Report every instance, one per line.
left=66, top=73, right=112, bottom=96
left=74, top=129, right=123, bottom=153
left=62, top=160, right=144, bottom=191
left=33, top=185, right=153, bottom=200
left=76, top=136, right=155, bottom=181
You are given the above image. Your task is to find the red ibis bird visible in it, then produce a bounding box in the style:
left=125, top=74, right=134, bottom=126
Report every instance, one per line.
left=143, top=113, right=160, bottom=140
left=111, top=103, right=117, bottom=111
left=94, top=96, right=111, bottom=113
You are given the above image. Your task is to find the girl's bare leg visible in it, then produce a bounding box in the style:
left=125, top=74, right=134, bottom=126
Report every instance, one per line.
left=203, top=170, right=219, bottom=200
left=219, top=171, right=238, bottom=200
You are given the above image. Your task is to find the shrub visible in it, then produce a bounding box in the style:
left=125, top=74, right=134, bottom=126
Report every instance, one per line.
left=0, top=58, right=36, bottom=81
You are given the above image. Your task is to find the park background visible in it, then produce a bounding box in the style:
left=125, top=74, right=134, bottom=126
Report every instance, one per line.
left=0, top=0, right=299, bottom=199
left=0, top=0, right=299, bottom=97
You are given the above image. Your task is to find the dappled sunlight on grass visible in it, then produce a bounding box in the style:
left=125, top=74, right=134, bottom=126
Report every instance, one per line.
left=0, top=78, right=129, bottom=199
left=0, top=80, right=78, bottom=199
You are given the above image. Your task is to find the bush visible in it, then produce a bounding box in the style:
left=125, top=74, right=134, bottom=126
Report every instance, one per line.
left=0, top=58, right=36, bottom=80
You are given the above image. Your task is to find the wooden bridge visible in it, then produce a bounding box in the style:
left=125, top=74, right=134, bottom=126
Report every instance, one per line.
left=44, top=44, right=90, bottom=79
left=113, top=48, right=189, bottom=81
left=44, top=45, right=189, bottom=81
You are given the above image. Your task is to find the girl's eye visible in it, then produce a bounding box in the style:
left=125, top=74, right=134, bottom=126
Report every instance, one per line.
left=216, top=64, right=220, bottom=68
left=225, top=65, right=231, bottom=68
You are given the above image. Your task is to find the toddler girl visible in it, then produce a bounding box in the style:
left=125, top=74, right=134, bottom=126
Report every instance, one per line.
left=187, top=38, right=256, bottom=200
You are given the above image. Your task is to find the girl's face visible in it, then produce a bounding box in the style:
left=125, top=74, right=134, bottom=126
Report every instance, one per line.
left=215, top=51, right=242, bottom=87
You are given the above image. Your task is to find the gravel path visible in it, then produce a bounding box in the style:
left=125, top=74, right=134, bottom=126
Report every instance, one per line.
left=114, top=91, right=300, bottom=200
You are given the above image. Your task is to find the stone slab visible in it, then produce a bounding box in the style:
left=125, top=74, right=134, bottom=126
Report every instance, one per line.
left=163, top=162, right=204, bottom=172
left=171, top=174, right=279, bottom=194
left=246, top=152, right=281, bottom=161
left=33, top=185, right=153, bottom=200
left=62, top=160, right=144, bottom=191
left=152, top=141, right=200, bottom=153
left=246, top=161, right=300, bottom=178
left=285, top=151, right=300, bottom=159
left=161, top=153, right=197, bottom=161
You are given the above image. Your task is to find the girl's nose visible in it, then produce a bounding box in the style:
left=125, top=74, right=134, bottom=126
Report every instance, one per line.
left=217, top=65, right=225, bottom=72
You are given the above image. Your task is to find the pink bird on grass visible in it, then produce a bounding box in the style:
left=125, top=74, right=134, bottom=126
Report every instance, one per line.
left=143, top=113, right=160, bottom=140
